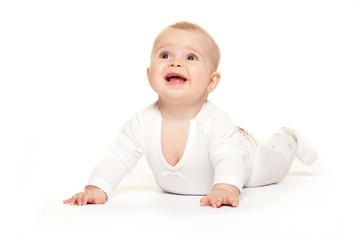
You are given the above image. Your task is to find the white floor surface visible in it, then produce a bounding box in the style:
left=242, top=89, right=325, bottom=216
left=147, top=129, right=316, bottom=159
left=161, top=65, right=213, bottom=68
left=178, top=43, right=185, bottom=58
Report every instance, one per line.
left=8, top=143, right=361, bottom=240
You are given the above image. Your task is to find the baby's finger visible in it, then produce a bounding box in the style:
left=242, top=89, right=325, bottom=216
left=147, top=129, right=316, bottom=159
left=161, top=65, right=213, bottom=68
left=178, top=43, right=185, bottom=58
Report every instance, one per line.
left=82, top=195, right=89, bottom=205
left=213, top=199, right=222, bottom=208
left=79, top=194, right=87, bottom=205
left=200, top=196, right=211, bottom=206
left=228, top=198, right=239, bottom=207
left=223, top=197, right=239, bottom=207
left=71, top=194, right=80, bottom=205
left=209, top=196, right=222, bottom=208
left=65, top=195, right=75, bottom=205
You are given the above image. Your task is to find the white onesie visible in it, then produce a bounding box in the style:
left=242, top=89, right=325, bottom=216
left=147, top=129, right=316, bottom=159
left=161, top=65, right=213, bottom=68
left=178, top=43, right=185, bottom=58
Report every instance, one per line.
left=87, top=101, right=253, bottom=197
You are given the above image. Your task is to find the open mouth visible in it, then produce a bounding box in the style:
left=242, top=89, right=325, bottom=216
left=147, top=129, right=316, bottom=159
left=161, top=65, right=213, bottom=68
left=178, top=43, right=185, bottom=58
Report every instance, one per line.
left=165, top=73, right=188, bottom=82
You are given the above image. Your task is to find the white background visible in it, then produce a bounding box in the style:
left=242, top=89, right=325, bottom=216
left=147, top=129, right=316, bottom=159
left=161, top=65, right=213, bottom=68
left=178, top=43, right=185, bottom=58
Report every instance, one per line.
left=1, top=0, right=360, bottom=239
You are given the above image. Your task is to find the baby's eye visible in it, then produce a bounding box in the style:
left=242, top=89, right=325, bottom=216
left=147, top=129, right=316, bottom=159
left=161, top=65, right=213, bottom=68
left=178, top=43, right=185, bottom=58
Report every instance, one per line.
left=160, top=52, right=171, bottom=59
left=186, top=54, right=198, bottom=61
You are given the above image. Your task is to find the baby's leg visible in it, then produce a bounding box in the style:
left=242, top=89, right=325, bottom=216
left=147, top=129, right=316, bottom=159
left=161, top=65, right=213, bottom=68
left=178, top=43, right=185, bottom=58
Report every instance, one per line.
left=245, top=132, right=297, bottom=187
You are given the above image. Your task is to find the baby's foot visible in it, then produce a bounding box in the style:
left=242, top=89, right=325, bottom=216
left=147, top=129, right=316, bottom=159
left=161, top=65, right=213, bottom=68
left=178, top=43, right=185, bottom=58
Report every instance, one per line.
left=279, top=127, right=317, bottom=165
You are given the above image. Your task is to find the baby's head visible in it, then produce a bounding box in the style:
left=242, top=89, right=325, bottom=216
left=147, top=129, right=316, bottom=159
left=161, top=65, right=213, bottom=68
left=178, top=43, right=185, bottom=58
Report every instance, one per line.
left=151, top=21, right=221, bottom=71
left=148, top=21, right=222, bottom=104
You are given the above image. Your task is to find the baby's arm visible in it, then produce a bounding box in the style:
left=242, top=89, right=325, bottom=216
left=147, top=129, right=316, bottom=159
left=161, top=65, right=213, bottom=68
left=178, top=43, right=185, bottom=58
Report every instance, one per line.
left=64, top=114, right=144, bottom=206
left=63, top=185, right=107, bottom=206
left=200, top=183, right=240, bottom=208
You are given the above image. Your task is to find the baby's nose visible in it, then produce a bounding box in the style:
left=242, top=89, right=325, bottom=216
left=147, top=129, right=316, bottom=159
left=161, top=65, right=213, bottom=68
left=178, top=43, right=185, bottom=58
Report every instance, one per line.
left=169, top=60, right=182, bottom=67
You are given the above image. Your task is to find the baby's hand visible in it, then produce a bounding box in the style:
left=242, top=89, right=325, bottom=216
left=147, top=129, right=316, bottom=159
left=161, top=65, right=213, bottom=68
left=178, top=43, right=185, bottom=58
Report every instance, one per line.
left=63, top=185, right=107, bottom=206
left=200, top=184, right=240, bottom=208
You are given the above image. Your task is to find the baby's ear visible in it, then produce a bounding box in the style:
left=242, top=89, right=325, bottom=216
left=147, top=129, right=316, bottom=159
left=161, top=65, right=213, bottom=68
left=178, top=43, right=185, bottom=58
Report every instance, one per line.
left=207, top=71, right=221, bottom=92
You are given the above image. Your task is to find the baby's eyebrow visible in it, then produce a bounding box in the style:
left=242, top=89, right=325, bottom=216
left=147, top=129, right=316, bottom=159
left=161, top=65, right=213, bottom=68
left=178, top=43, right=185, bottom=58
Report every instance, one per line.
left=186, top=47, right=204, bottom=58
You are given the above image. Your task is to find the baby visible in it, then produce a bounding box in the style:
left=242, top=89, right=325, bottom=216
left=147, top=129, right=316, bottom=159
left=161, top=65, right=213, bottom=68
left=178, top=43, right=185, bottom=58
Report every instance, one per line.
left=64, top=21, right=317, bottom=208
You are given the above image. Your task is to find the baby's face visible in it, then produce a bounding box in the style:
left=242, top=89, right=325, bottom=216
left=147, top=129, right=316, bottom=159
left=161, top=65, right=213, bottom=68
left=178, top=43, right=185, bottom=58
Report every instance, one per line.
left=147, top=28, right=219, bottom=104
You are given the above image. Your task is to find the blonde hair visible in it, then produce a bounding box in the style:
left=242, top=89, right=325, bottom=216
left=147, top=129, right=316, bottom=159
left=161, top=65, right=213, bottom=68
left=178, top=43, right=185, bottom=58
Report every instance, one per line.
left=153, top=21, right=221, bottom=70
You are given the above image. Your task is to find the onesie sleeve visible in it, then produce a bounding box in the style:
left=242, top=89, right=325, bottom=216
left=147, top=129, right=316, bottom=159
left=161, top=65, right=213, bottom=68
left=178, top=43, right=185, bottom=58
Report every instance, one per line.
left=208, top=112, right=252, bottom=192
left=87, top=114, right=144, bottom=197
